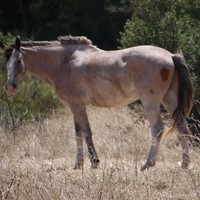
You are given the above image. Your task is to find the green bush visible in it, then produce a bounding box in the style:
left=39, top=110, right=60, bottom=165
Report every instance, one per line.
left=177, top=15, right=200, bottom=101
left=0, top=76, right=62, bottom=130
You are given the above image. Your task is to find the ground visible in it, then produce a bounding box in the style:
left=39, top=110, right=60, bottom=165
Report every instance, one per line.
left=0, top=106, right=200, bottom=200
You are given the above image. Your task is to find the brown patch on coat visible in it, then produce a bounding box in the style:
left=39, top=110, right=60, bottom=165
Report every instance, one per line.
left=150, top=90, right=154, bottom=94
left=160, top=67, right=169, bottom=81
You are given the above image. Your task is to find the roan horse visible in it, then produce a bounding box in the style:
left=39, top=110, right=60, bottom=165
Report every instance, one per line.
left=0, top=36, right=194, bottom=171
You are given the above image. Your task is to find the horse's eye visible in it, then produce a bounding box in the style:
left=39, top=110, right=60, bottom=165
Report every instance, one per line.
left=17, top=59, right=21, bottom=64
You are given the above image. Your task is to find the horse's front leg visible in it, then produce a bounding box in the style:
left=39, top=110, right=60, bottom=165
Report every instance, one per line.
left=70, top=104, right=100, bottom=169
left=83, top=124, right=100, bottom=168
left=73, top=118, right=84, bottom=169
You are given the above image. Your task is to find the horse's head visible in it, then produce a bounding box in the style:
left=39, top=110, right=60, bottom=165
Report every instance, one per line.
left=0, top=37, right=25, bottom=96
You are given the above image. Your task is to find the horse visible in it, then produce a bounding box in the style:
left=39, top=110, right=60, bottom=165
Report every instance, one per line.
left=0, top=36, right=194, bottom=171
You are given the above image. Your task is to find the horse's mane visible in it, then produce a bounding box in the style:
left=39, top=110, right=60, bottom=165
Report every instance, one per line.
left=15, top=36, right=92, bottom=46
left=58, top=36, right=92, bottom=45
left=2, top=35, right=93, bottom=62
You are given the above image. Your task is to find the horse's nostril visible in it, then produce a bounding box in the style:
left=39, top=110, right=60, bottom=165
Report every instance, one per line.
left=13, top=83, right=16, bottom=89
left=6, top=82, right=17, bottom=96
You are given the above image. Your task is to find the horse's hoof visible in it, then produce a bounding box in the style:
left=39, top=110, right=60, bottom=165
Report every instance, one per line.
left=73, top=162, right=83, bottom=170
left=141, top=160, right=156, bottom=171
left=141, top=163, right=150, bottom=171
left=91, top=159, right=100, bottom=169
left=181, top=160, right=190, bottom=169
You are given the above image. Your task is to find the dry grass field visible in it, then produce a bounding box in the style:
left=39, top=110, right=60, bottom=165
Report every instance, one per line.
left=0, top=106, right=200, bottom=200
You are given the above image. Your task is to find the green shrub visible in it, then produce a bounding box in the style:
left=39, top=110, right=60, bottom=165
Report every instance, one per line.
left=0, top=76, right=62, bottom=129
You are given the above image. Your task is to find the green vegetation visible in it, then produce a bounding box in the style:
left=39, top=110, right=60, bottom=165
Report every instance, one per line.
left=0, top=0, right=131, bottom=50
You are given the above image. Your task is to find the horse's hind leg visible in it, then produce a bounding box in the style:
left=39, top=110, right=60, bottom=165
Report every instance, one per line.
left=70, top=104, right=100, bottom=169
left=175, top=114, right=190, bottom=169
left=162, top=99, right=190, bottom=169
left=141, top=102, right=164, bottom=171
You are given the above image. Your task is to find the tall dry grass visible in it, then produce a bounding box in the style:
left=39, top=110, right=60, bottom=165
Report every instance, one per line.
left=0, top=107, right=200, bottom=200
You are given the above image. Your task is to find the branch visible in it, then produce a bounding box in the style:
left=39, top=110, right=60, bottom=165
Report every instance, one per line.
left=3, top=90, right=15, bottom=137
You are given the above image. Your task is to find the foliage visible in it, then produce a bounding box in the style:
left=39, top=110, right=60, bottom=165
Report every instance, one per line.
left=120, top=0, right=180, bottom=51
left=119, top=17, right=155, bottom=48
left=1, top=76, right=62, bottom=126
left=0, top=76, right=62, bottom=129
left=0, top=0, right=131, bottom=50
left=177, top=15, right=200, bottom=100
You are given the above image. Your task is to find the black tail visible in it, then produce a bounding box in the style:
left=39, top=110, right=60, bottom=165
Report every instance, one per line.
left=172, top=54, right=194, bottom=123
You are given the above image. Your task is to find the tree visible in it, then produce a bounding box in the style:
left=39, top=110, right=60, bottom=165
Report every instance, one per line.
left=177, top=15, right=200, bottom=101
left=0, top=0, right=131, bottom=50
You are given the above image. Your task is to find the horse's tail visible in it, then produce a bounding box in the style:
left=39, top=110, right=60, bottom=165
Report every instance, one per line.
left=172, top=54, right=194, bottom=124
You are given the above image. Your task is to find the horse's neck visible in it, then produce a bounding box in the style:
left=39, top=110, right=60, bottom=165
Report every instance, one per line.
left=22, top=46, right=70, bottom=87
left=22, top=45, right=99, bottom=87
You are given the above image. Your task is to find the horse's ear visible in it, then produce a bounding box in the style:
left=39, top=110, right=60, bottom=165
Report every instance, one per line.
left=0, top=41, right=5, bottom=50
left=15, top=36, right=21, bottom=51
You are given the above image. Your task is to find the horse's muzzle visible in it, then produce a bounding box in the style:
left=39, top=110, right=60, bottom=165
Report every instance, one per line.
left=6, top=83, right=17, bottom=96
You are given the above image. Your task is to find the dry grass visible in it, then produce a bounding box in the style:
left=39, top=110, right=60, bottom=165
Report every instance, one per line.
left=0, top=106, right=200, bottom=200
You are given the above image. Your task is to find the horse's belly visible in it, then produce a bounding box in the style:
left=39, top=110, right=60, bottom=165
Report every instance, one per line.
left=89, top=88, right=139, bottom=107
